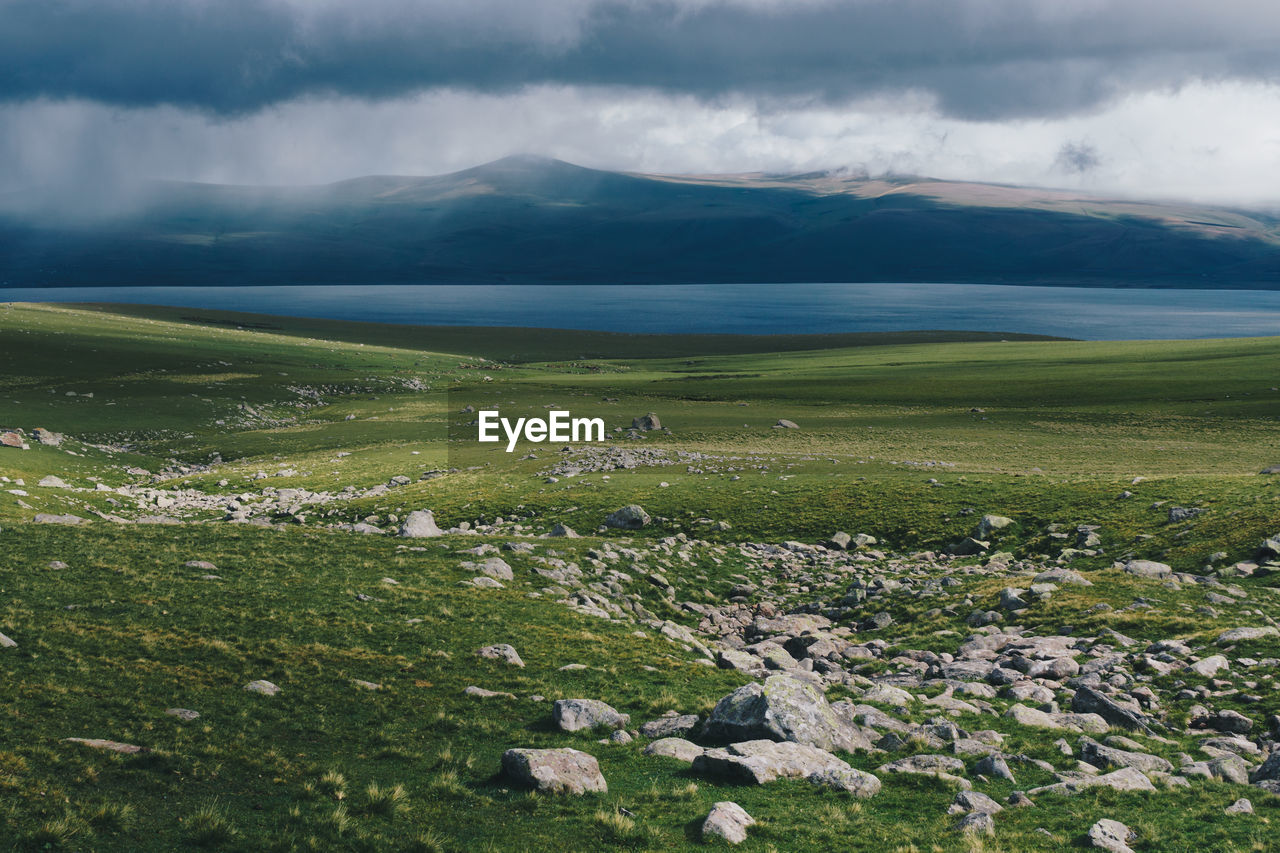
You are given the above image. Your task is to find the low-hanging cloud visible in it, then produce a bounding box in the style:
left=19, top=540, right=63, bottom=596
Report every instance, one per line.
left=3, top=0, right=1280, bottom=120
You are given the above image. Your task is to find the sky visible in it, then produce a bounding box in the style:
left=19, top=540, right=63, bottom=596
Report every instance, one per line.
left=3, top=0, right=1280, bottom=207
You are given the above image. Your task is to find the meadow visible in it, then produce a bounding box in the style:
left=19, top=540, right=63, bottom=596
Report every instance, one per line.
left=2, top=302, right=1279, bottom=851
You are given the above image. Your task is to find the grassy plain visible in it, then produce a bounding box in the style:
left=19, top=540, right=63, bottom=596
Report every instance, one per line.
left=2, top=302, right=1279, bottom=851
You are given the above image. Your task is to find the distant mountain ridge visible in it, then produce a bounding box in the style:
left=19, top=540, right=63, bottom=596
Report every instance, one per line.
left=3, top=155, right=1279, bottom=288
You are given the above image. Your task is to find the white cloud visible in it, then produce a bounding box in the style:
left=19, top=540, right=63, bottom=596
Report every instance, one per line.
left=2, top=80, right=1279, bottom=209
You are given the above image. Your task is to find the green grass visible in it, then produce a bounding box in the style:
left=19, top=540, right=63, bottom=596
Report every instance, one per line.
left=2, top=302, right=1280, bottom=850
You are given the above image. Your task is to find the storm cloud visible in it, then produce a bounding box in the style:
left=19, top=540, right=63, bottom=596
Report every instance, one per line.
left=3, top=0, right=1280, bottom=120
left=2, top=0, right=1279, bottom=208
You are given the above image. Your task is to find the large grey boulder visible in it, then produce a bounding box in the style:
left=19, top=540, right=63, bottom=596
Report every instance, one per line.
left=1071, top=685, right=1153, bottom=733
left=639, top=714, right=699, bottom=739
left=1123, top=559, right=1171, bottom=579
left=808, top=766, right=882, bottom=797
left=605, top=505, right=651, bottom=529
left=632, top=413, right=661, bottom=431
left=692, top=739, right=850, bottom=785
left=877, top=754, right=970, bottom=789
left=1217, top=626, right=1278, bottom=644
left=553, top=699, right=629, bottom=733
left=1079, top=737, right=1172, bottom=774
left=701, top=802, right=754, bottom=844
left=702, top=674, right=867, bottom=753
left=399, top=510, right=443, bottom=537
left=502, top=748, right=607, bottom=794
left=33, top=513, right=86, bottom=525
left=975, top=514, right=1015, bottom=538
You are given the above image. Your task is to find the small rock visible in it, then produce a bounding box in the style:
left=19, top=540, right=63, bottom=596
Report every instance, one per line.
left=475, top=643, right=525, bottom=668
left=244, top=680, right=280, bottom=696
left=1088, top=818, right=1136, bottom=853
left=63, top=738, right=148, bottom=754
left=701, top=801, right=755, bottom=845
left=1225, top=798, right=1253, bottom=815
left=165, top=708, right=200, bottom=721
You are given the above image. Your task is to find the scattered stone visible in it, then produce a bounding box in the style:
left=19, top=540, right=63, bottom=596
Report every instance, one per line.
left=808, top=767, right=882, bottom=797
left=244, top=680, right=280, bottom=696
left=547, top=523, right=579, bottom=538
left=1226, top=798, right=1253, bottom=815
left=954, top=812, right=995, bottom=836
left=701, top=801, right=755, bottom=845
left=33, top=513, right=86, bottom=525
left=63, top=738, right=148, bottom=754
left=605, top=504, right=651, bottom=529
left=639, top=714, right=699, bottom=739
left=632, top=413, right=661, bottom=431
left=475, top=643, right=525, bottom=667
left=399, top=509, right=443, bottom=538
left=1123, top=559, right=1171, bottom=579
left=1217, top=626, right=1278, bottom=644
left=949, top=790, right=1004, bottom=815
left=643, top=738, right=704, bottom=763
left=703, top=674, right=869, bottom=753
left=693, top=739, right=851, bottom=785
left=553, top=698, right=630, bottom=732
left=502, top=748, right=607, bottom=794
left=1088, top=819, right=1136, bottom=853
left=165, top=708, right=200, bottom=721
left=464, top=686, right=516, bottom=699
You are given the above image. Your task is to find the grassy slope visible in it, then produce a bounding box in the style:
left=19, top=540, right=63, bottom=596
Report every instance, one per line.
left=2, top=303, right=1280, bottom=850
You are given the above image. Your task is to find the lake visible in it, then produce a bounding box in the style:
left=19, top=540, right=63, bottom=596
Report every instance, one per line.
left=4, top=282, right=1280, bottom=340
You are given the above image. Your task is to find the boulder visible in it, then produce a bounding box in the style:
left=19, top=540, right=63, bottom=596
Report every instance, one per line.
left=639, top=714, right=699, bottom=739
left=1217, top=626, right=1278, bottom=644
left=1079, top=737, right=1172, bottom=774
left=643, top=738, right=704, bottom=763
left=1123, top=559, right=1171, bottom=579
left=975, top=514, right=1015, bottom=538
left=399, top=510, right=443, bottom=538
left=692, top=739, right=850, bottom=785
left=632, top=413, right=661, bottom=431
left=502, top=748, right=607, bottom=794
left=1088, top=819, right=1136, bottom=853
left=37, top=475, right=69, bottom=488
left=1187, top=655, right=1229, bottom=678
left=33, top=513, right=86, bottom=525
left=701, top=802, right=754, bottom=845
left=244, top=680, right=280, bottom=696
left=605, top=505, right=651, bottom=529
left=33, top=428, right=62, bottom=446
left=808, top=767, right=882, bottom=797
left=1071, top=685, right=1153, bottom=733
left=553, top=699, right=629, bottom=733
left=774, top=419, right=799, bottom=429
left=702, top=674, right=867, bottom=753
left=475, top=643, right=525, bottom=667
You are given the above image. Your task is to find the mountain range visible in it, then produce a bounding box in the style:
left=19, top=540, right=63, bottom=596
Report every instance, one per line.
left=3, top=155, right=1279, bottom=288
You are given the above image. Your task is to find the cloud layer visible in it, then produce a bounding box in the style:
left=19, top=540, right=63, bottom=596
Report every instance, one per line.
left=4, top=0, right=1280, bottom=119
left=2, top=0, right=1279, bottom=207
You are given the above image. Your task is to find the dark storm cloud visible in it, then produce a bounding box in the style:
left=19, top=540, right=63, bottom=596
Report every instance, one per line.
left=2, top=0, right=1279, bottom=120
